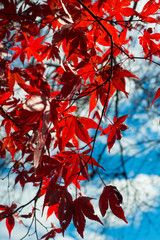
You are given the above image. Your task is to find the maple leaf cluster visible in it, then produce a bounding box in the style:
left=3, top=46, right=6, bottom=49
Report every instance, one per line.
left=0, top=0, right=159, bottom=239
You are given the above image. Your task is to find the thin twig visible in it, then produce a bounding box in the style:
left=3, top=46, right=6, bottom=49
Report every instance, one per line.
left=0, top=180, right=42, bottom=220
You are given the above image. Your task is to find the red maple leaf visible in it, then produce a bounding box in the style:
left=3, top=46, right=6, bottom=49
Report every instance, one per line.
left=0, top=202, right=17, bottom=238
left=139, top=0, right=159, bottom=23
left=11, top=33, right=45, bottom=64
left=58, top=194, right=103, bottom=238
left=99, top=185, right=128, bottom=223
left=101, top=115, right=128, bottom=152
left=139, top=28, right=160, bottom=60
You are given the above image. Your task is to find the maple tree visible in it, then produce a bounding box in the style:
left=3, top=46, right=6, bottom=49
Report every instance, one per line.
left=0, top=0, right=160, bottom=239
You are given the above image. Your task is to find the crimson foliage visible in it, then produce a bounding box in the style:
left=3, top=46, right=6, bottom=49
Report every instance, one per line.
left=0, top=0, right=160, bottom=239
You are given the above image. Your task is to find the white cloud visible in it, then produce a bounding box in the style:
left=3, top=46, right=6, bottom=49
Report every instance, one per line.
left=144, top=117, right=160, bottom=135
left=97, top=135, right=107, bottom=144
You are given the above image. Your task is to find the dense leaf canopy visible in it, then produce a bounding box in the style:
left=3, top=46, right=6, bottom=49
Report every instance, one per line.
left=0, top=0, right=160, bottom=239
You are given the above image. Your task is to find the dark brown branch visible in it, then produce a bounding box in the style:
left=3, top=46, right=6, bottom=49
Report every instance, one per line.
left=127, top=1, right=138, bottom=27
left=76, top=0, right=114, bottom=184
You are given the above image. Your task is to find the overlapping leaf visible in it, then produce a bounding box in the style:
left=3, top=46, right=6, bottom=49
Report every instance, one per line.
left=101, top=115, right=128, bottom=152
left=99, top=185, right=128, bottom=223
left=0, top=203, right=18, bottom=238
